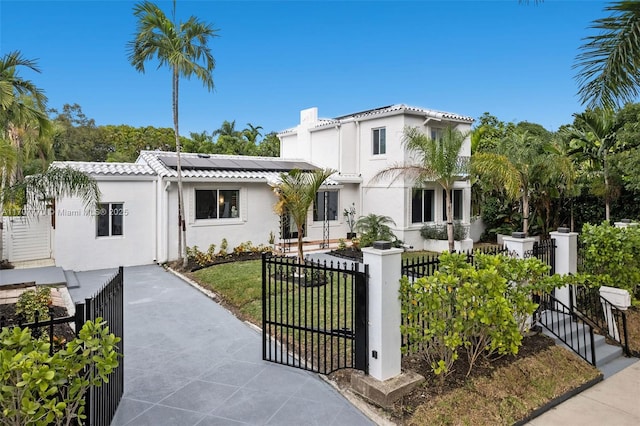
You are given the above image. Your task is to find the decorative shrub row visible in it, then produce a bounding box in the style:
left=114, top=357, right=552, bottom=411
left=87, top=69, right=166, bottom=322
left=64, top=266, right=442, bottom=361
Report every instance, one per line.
left=187, top=239, right=273, bottom=267
left=400, top=252, right=559, bottom=378
left=420, top=221, right=469, bottom=241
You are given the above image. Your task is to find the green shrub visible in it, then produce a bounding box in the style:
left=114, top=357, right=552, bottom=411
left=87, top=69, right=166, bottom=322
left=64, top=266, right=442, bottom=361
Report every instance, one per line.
left=355, top=213, right=398, bottom=247
left=580, top=221, right=640, bottom=299
left=420, top=222, right=468, bottom=241
left=0, top=319, right=120, bottom=425
left=400, top=252, right=557, bottom=377
left=16, top=287, right=52, bottom=323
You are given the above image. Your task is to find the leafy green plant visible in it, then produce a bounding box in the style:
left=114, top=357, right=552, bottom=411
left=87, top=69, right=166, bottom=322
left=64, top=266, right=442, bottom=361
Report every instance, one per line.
left=343, top=203, right=356, bottom=233
left=0, top=318, right=120, bottom=426
left=420, top=222, right=468, bottom=241
left=15, top=287, right=52, bottom=324
left=337, top=238, right=347, bottom=250
left=355, top=213, right=398, bottom=247
left=400, top=252, right=557, bottom=378
left=219, top=238, right=228, bottom=256
left=580, top=221, right=640, bottom=299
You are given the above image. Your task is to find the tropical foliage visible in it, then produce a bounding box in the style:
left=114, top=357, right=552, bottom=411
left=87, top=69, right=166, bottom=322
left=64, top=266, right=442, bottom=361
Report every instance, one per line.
left=354, top=213, right=399, bottom=247
left=128, top=0, right=218, bottom=267
left=373, top=126, right=469, bottom=252
left=272, top=168, right=335, bottom=261
left=400, top=252, right=556, bottom=377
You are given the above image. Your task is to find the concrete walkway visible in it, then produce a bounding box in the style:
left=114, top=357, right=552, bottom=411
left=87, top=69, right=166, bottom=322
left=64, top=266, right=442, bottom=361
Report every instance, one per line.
left=70, top=265, right=373, bottom=426
left=527, top=359, right=640, bottom=425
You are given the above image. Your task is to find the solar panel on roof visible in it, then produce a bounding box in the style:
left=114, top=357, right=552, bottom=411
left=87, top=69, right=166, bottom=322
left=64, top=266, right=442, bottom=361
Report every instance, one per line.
left=155, top=154, right=319, bottom=173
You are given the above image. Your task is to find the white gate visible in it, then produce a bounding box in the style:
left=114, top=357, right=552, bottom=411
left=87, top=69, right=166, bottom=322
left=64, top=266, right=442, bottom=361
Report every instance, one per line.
left=1, top=215, right=52, bottom=262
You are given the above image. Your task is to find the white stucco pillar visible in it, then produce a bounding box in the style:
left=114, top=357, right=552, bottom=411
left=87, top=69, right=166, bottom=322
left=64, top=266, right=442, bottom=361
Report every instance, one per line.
left=549, top=230, right=578, bottom=306
left=362, top=244, right=403, bottom=381
left=502, top=234, right=536, bottom=259
left=614, top=220, right=638, bottom=228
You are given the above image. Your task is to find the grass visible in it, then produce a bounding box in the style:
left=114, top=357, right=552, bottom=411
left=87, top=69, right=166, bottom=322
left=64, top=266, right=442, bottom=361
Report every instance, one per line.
left=406, top=346, right=600, bottom=426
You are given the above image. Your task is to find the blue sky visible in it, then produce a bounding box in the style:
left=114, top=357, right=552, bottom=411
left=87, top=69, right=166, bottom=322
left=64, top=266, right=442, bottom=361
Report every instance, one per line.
left=1, top=1, right=611, bottom=137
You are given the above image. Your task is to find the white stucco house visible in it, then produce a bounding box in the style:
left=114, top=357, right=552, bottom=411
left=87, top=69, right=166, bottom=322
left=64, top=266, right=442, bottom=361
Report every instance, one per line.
left=39, top=103, right=473, bottom=270
left=278, top=104, right=474, bottom=250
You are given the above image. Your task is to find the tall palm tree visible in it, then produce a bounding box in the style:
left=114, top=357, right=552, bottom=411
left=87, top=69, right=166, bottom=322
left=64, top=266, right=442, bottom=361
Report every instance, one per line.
left=273, top=168, right=335, bottom=261
left=372, top=126, right=469, bottom=252
left=575, top=1, right=640, bottom=109
left=564, top=108, right=620, bottom=221
left=213, top=120, right=240, bottom=138
left=0, top=52, right=51, bottom=260
left=128, top=0, right=217, bottom=267
left=243, top=123, right=263, bottom=145
left=472, top=130, right=542, bottom=236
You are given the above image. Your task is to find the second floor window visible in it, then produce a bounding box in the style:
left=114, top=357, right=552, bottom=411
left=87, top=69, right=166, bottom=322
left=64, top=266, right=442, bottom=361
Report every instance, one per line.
left=373, top=128, right=386, bottom=155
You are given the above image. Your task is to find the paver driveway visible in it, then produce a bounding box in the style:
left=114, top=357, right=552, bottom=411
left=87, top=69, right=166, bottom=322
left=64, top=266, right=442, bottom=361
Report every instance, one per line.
left=84, top=265, right=374, bottom=426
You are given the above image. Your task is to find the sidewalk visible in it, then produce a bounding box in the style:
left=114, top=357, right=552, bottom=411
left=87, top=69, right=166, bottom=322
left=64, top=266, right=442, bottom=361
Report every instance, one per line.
left=75, top=265, right=375, bottom=426
left=527, top=358, right=640, bottom=425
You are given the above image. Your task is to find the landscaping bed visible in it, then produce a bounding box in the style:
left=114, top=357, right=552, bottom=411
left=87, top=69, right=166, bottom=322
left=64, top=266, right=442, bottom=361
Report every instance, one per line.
left=0, top=303, right=76, bottom=349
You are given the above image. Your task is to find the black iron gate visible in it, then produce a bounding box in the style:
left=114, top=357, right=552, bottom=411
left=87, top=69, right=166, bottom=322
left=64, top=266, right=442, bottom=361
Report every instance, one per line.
left=262, top=253, right=368, bottom=375
left=84, top=266, right=124, bottom=426
left=524, top=238, right=556, bottom=275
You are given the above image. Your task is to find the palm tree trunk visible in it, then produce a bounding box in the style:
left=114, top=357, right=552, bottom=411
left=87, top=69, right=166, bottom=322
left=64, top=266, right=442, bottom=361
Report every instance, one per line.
left=522, top=192, right=530, bottom=236
left=604, top=151, right=610, bottom=222
left=172, top=66, right=188, bottom=268
left=297, top=224, right=304, bottom=263
left=0, top=167, right=6, bottom=261
left=445, top=188, right=454, bottom=253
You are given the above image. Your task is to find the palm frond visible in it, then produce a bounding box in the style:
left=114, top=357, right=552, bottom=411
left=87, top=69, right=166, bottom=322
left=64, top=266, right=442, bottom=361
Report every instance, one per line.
left=575, top=1, right=640, bottom=109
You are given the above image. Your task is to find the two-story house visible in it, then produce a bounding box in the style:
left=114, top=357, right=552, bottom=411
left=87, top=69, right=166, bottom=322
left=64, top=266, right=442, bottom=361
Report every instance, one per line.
left=278, top=104, right=474, bottom=249
left=12, top=103, right=473, bottom=271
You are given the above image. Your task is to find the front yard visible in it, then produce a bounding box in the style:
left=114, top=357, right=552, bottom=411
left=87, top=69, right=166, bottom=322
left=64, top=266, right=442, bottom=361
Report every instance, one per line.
left=185, top=257, right=611, bottom=425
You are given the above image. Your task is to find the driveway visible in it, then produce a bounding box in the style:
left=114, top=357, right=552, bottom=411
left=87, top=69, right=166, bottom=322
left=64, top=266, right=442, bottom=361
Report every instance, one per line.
left=69, top=265, right=374, bottom=426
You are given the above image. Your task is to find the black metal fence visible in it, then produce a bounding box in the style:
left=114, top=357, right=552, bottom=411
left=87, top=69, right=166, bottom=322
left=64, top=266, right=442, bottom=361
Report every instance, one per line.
left=571, top=284, right=630, bottom=357
left=400, top=245, right=509, bottom=280
left=83, top=266, right=124, bottom=426
left=262, top=253, right=368, bottom=374
left=0, top=267, right=124, bottom=426
left=537, top=290, right=596, bottom=365
left=524, top=239, right=556, bottom=275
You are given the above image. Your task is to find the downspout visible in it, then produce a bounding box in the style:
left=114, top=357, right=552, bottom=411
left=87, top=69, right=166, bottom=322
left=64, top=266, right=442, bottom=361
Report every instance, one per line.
left=356, top=120, right=364, bottom=215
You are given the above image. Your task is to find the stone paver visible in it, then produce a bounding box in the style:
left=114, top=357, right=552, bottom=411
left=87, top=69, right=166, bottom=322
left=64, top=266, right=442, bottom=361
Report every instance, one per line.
left=69, top=265, right=374, bottom=426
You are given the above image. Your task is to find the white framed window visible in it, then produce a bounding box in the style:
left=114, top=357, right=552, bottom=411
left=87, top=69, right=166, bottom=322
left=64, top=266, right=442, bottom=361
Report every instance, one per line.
left=431, top=128, right=443, bottom=141
left=314, top=190, right=338, bottom=221
left=411, top=189, right=434, bottom=223
left=442, top=189, right=463, bottom=221
left=96, top=203, right=124, bottom=237
left=195, top=189, right=240, bottom=220
left=372, top=127, right=386, bottom=155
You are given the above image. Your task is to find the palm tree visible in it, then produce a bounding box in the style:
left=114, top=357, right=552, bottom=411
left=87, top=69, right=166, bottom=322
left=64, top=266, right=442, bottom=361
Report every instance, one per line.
left=128, top=0, right=217, bottom=267
left=564, top=108, right=620, bottom=221
left=372, top=126, right=469, bottom=252
left=472, top=130, right=541, bottom=236
left=213, top=120, right=240, bottom=138
left=354, top=213, right=397, bottom=248
left=0, top=52, right=51, bottom=260
left=243, top=123, right=263, bottom=145
left=575, top=1, right=640, bottom=109
left=273, top=168, right=335, bottom=261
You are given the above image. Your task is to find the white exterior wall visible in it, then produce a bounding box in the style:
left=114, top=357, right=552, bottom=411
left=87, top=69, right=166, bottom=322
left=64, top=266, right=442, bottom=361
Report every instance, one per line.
left=163, top=181, right=281, bottom=260
left=54, top=179, right=156, bottom=271
left=305, top=183, right=360, bottom=241
left=279, top=106, right=473, bottom=249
